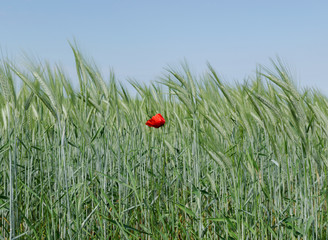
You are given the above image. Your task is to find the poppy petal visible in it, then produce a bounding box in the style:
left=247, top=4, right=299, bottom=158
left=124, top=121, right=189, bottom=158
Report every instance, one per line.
left=146, top=113, right=165, bottom=128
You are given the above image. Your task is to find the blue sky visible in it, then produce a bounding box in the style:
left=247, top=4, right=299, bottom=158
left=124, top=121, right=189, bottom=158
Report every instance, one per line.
left=1, top=1, right=327, bottom=94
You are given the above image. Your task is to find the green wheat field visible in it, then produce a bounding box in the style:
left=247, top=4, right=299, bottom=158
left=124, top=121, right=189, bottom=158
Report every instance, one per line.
left=1, top=46, right=327, bottom=239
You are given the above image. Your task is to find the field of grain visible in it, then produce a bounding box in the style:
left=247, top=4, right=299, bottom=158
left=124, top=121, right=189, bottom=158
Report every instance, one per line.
left=1, top=46, right=327, bottom=239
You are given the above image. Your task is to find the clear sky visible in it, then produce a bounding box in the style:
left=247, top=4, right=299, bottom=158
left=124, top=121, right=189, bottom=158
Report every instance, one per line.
left=1, top=1, right=327, bottom=94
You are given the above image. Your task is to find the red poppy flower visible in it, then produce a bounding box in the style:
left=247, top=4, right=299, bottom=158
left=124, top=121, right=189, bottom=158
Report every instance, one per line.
left=146, top=113, right=165, bottom=128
